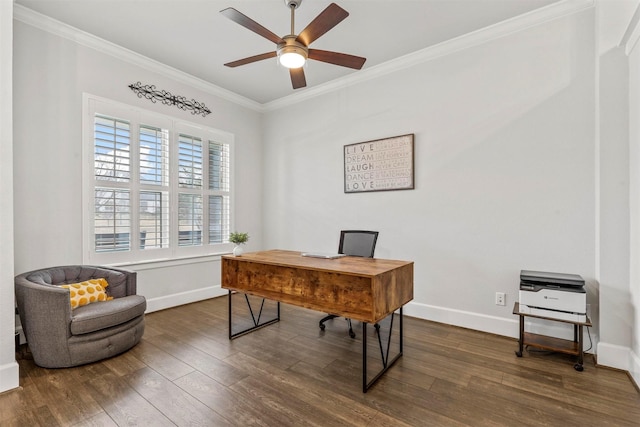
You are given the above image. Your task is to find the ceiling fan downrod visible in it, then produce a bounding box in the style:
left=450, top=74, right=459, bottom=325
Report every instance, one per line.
left=285, top=0, right=302, bottom=35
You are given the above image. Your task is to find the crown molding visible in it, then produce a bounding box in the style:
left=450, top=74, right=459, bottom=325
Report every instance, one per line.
left=263, top=0, right=594, bottom=111
left=12, top=4, right=264, bottom=112
left=14, top=0, right=594, bottom=113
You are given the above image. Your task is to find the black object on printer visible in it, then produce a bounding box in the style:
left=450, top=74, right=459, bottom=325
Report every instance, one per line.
left=520, top=270, right=585, bottom=290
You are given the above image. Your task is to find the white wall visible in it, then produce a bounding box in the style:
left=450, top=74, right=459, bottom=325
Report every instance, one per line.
left=263, top=9, right=597, bottom=340
left=597, top=46, right=634, bottom=371
left=12, top=19, right=264, bottom=312
left=628, top=19, right=640, bottom=387
left=593, top=0, right=640, bottom=383
left=0, top=0, right=19, bottom=394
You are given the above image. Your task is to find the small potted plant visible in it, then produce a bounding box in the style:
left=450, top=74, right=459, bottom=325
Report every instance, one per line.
left=229, top=231, right=249, bottom=256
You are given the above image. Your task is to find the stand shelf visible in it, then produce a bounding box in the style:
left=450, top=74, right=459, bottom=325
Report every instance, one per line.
left=513, top=302, right=591, bottom=371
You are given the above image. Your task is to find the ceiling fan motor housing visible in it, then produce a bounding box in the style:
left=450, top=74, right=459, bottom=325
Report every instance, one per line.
left=278, top=36, right=308, bottom=57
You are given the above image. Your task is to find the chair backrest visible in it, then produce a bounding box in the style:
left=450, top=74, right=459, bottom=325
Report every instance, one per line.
left=17, top=265, right=137, bottom=298
left=338, top=230, right=379, bottom=258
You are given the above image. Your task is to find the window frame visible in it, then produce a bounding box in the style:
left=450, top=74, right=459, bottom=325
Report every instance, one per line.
left=82, top=94, right=235, bottom=266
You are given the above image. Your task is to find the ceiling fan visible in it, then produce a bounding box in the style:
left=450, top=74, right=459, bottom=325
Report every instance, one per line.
left=220, top=0, right=366, bottom=90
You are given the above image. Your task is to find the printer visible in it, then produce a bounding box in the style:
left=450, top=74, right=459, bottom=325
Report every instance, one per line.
left=519, top=270, right=586, bottom=322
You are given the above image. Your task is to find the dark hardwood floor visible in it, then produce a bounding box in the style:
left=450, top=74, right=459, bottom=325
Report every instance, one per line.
left=2, top=295, right=639, bottom=426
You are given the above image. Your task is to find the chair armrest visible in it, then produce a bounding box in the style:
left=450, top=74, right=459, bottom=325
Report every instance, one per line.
left=98, top=266, right=137, bottom=295
left=15, top=278, right=73, bottom=360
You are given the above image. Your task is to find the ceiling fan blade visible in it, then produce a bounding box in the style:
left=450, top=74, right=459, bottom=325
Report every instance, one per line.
left=290, top=67, right=306, bottom=89
left=224, top=51, right=277, bottom=68
left=220, top=8, right=283, bottom=45
left=296, top=3, right=349, bottom=46
left=308, top=49, right=366, bottom=70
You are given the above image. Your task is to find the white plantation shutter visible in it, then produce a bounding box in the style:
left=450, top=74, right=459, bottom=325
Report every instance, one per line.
left=94, top=188, right=130, bottom=251
left=209, top=195, right=229, bottom=244
left=139, top=125, right=168, bottom=186
left=177, top=134, right=204, bottom=247
left=93, top=114, right=132, bottom=252
left=85, top=96, right=234, bottom=264
left=178, top=193, right=203, bottom=246
left=208, top=141, right=231, bottom=244
left=140, top=190, right=169, bottom=249
left=139, top=125, right=170, bottom=249
left=209, top=141, right=230, bottom=191
left=94, top=115, right=130, bottom=182
left=178, top=134, right=203, bottom=189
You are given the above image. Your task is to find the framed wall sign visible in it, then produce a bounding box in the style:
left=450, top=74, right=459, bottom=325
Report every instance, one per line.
left=344, top=134, right=414, bottom=193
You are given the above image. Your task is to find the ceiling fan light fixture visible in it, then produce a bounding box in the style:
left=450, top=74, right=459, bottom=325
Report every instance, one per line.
left=277, top=36, right=308, bottom=69
left=278, top=50, right=306, bottom=68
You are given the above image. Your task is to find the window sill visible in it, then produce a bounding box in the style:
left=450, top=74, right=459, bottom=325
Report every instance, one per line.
left=107, top=251, right=232, bottom=271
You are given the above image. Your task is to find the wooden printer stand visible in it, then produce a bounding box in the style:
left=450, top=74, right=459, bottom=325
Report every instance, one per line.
left=513, top=302, right=592, bottom=371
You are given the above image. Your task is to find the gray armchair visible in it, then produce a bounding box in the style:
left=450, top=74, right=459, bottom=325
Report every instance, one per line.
left=15, top=265, right=145, bottom=368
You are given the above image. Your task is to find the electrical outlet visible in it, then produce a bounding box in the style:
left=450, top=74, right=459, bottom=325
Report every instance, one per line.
left=495, top=292, right=506, bottom=306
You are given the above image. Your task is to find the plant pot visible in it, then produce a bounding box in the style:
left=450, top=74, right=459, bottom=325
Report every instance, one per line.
left=233, top=245, right=244, bottom=256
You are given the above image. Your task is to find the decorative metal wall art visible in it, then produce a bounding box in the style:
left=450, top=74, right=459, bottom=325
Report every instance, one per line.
left=128, top=82, right=211, bottom=117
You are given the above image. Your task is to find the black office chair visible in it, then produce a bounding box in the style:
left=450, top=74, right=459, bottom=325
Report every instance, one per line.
left=319, top=230, right=379, bottom=338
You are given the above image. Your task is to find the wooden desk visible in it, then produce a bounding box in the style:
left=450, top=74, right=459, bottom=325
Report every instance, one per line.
left=221, top=249, right=414, bottom=392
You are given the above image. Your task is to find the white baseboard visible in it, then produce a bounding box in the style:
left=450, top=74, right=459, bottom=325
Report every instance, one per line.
left=0, top=361, right=20, bottom=393
left=145, top=285, right=227, bottom=313
left=630, top=349, right=640, bottom=390
left=597, top=342, right=640, bottom=389
left=597, top=341, right=631, bottom=370
left=404, top=301, right=598, bottom=354
left=404, top=301, right=519, bottom=338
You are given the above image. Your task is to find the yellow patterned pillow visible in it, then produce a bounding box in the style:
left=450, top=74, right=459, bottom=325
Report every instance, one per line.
left=60, top=278, right=113, bottom=309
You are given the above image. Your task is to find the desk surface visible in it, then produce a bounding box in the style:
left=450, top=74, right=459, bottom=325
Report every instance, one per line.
left=223, top=249, right=412, bottom=274
left=222, top=249, right=414, bottom=323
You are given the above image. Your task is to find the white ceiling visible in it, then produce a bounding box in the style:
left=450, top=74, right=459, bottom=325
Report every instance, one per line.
left=15, top=0, right=562, bottom=104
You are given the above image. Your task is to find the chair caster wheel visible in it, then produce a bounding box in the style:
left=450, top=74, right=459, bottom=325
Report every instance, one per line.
left=349, top=330, right=356, bottom=339
left=515, top=350, right=522, bottom=357
left=574, top=363, right=584, bottom=372
left=319, top=324, right=325, bottom=331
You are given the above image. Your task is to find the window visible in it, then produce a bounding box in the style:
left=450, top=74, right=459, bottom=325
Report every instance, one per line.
left=84, top=95, right=233, bottom=264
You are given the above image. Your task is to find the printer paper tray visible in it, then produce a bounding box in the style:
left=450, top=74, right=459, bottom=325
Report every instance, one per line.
left=518, top=304, right=586, bottom=322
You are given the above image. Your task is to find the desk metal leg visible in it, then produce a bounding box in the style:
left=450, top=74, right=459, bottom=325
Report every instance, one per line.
left=362, top=307, right=404, bottom=393
left=228, top=291, right=280, bottom=340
